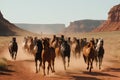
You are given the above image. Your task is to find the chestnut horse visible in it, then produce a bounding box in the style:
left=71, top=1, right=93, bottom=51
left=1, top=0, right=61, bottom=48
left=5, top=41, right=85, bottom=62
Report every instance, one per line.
left=82, top=40, right=96, bottom=72
left=71, top=37, right=81, bottom=58
left=42, top=38, right=56, bottom=75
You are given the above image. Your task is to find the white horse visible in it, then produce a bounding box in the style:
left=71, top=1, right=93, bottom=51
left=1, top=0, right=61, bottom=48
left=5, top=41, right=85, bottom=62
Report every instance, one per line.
left=95, top=38, right=104, bottom=69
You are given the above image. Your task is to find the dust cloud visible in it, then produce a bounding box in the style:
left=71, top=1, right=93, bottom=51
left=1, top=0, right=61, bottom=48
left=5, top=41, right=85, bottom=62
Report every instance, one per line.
left=0, top=37, right=103, bottom=76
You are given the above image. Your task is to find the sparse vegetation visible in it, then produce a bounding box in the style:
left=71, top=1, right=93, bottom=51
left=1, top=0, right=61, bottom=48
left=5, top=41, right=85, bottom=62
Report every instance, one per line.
left=0, top=57, right=8, bottom=70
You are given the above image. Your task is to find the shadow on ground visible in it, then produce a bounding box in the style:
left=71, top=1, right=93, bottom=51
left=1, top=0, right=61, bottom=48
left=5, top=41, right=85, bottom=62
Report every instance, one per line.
left=0, top=65, right=15, bottom=76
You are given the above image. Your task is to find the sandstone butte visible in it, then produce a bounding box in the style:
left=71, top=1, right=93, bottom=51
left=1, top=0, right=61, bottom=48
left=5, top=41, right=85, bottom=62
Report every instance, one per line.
left=93, top=4, right=120, bottom=32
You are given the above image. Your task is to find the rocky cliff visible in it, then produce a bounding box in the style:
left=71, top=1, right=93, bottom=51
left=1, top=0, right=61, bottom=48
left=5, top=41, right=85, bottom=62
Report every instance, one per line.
left=0, top=11, right=32, bottom=36
left=93, top=4, right=120, bottom=32
left=64, top=20, right=105, bottom=33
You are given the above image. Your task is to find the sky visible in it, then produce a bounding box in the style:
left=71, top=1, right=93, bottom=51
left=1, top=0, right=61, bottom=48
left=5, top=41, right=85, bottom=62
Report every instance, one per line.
left=0, top=0, right=120, bottom=26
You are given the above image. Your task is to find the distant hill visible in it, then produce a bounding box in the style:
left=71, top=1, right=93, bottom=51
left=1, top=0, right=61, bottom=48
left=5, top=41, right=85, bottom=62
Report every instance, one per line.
left=15, top=24, right=65, bottom=34
left=0, top=11, right=33, bottom=36
left=93, top=4, right=120, bottom=32
left=64, top=20, right=105, bottom=33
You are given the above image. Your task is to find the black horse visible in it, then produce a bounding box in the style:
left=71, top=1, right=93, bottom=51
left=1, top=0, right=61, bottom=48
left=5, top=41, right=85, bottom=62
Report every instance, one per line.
left=34, top=39, right=43, bottom=73
left=60, top=40, right=70, bottom=70
left=8, top=37, right=18, bottom=60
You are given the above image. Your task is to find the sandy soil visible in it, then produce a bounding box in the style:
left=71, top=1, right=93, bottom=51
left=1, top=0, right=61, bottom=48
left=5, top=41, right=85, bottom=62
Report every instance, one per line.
left=0, top=37, right=120, bottom=80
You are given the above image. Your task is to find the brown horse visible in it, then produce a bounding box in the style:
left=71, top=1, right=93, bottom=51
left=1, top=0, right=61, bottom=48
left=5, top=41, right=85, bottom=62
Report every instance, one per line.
left=82, top=40, right=95, bottom=72
left=42, top=38, right=56, bottom=75
left=22, top=36, right=37, bottom=55
left=34, top=39, right=43, bottom=73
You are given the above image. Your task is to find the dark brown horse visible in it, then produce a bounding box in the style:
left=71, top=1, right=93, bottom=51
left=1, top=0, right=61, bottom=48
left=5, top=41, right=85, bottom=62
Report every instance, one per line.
left=34, top=39, right=43, bottom=73
left=82, top=40, right=95, bottom=72
left=42, top=38, right=56, bottom=75
left=8, top=37, right=18, bottom=60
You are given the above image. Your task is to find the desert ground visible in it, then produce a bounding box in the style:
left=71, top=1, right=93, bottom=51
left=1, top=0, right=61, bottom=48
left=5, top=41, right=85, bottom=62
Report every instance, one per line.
left=0, top=31, right=120, bottom=80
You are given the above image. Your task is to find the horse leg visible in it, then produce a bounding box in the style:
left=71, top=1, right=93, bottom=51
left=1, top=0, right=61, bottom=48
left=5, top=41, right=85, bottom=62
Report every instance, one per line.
left=47, top=61, right=50, bottom=75
left=72, top=50, right=75, bottom=58
left=10, top=52, right=12, bottom=59
left=78, top=52, right=81, bottom=58
left=12, top=53, right=14, bottom=60
left=68, top=56, right=70, bottom=67
left=52, top=59, right=55, bottom=72
left=83, top=55, right=87, bottom=63
left=87, top=58, right=90, bottom=70
left=14, top=52, right=17, bottom=60
left=48, top=61, right=53, bottom=75
left=43, top=61, right=46, bottom=76
left=99, top=57, right=103, bottom=70
left=98, top=57, right=101, bottom=70
left=89, top=61, right=92, bottom=72
left=39, top=60, right=42, bottom=71
left=62, top=57, right=66, bottom=70
left=35, top=60, right=38, bottom=73
left=90, top=59, right=94, bottom=72
left=95, top=57, right=98, bottom=67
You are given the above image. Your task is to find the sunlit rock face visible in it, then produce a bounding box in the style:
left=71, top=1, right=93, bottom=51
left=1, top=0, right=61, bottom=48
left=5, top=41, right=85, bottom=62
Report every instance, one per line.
left=93, top=4, right=120, bottom=32
left=64, top=20, right=104, bottom=33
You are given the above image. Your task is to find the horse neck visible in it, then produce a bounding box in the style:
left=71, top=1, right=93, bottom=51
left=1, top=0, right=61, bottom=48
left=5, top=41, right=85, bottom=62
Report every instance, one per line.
left=97, top=40, right=101, bottom=47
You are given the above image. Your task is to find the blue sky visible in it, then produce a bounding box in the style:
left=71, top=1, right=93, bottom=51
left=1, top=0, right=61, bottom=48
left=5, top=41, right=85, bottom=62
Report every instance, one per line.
left=0, top=0, right=120, bottom=26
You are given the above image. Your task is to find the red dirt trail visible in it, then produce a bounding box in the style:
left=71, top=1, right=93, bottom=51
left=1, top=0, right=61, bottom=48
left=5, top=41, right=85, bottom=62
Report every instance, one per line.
left=0, top=41, right=120, bottom=80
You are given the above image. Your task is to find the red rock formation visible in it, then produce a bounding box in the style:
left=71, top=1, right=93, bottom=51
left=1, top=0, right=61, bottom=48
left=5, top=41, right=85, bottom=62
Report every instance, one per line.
left=93, top=4, right=120, bottom=32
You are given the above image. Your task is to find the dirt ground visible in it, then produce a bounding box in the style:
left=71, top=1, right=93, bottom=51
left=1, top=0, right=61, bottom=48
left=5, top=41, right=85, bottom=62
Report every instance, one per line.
left=0, top=34, right=120, bottom=80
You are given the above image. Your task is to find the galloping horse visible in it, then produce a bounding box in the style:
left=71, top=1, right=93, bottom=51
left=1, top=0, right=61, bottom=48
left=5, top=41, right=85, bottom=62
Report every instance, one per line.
left=71, top=37, right=81, bottom=58
left=51, top=37, right=61, bottom=57
left=42, top=38, right=56, bottom=75
left=34, top=39, right=43, bottom=73
left=60, top=40, right=71, bottom=70
left=82, top=40, right=95, bottom=72
left=96, top=38, right=104, bottom=69
left=8, top=37, right=18, bottom=60
left=22, top=36, right=29, bottom=52
left=22, top=36, right=37, bottom=54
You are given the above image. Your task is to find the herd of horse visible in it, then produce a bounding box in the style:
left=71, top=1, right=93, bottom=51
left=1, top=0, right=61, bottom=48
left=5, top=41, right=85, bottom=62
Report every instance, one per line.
left=8, top=35, right=104, bottom=75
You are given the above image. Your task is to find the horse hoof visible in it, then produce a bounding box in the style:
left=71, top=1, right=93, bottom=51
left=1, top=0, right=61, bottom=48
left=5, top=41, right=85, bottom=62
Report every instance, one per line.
left=99, top=67, right=101, bottom=70
left=44, top=74, right=46, bottom=76
left=87, top=67, right=89, bottom=70
left=91, top=66, right=93, bottom=69
left=52, top=70, right=55, bottom=73
left=36, top=71, right=38, bottom=73
left=89, top=70, right=92, bottom=72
